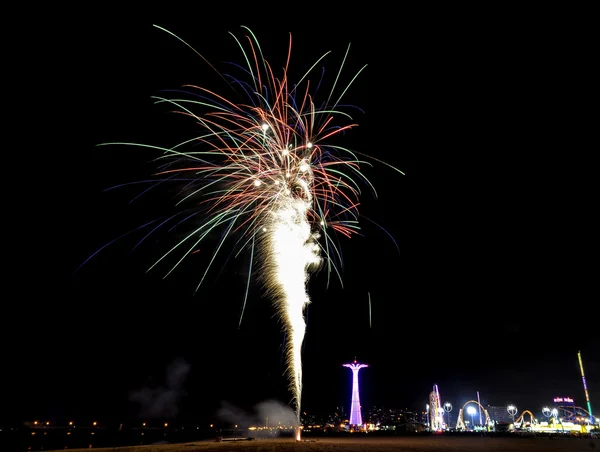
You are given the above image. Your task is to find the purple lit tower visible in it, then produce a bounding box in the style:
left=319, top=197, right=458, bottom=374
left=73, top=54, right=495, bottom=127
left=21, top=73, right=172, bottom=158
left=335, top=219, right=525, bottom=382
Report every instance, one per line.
left=343, top=359, right=368, bottom=426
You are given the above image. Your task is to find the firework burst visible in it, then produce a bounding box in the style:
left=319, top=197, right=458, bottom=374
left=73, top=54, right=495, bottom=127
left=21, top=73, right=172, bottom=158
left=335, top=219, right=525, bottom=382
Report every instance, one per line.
left=91, top=25, right=403, bottom=439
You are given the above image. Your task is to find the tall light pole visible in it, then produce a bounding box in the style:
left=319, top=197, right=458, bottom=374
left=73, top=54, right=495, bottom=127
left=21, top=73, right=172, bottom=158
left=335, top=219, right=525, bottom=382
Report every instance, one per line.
left=551, top=408, right=564, bottom=432
left=507, top=405, right=517, bottom=424
left=444, top=402, right=453, bottom=429
left=542, top=406, right=551, bottom=419
left=342, top=359, right=368, bottom=428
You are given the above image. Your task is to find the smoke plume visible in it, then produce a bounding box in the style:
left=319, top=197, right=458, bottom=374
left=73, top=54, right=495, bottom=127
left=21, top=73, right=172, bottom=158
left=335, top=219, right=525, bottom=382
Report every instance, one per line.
left=217, top=399, right=298, bottom=428
left=129, top=358, right=190, bottom=418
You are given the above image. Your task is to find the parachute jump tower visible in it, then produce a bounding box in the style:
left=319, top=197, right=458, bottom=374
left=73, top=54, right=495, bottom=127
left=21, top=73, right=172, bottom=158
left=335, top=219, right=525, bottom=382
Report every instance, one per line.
left=343, top=359, right=368, bottom=427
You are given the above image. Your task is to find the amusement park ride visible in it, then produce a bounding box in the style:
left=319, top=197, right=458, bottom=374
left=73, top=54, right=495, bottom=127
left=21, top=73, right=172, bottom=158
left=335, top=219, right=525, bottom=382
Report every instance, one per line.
left=428, top=385, right=443, bottom=431
left=427, top=351, right=597, bottom=434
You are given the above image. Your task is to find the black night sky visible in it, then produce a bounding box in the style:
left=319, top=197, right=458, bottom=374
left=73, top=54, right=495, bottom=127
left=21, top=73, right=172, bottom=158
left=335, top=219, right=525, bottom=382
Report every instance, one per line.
left=5, top=7, right=598, bottom=428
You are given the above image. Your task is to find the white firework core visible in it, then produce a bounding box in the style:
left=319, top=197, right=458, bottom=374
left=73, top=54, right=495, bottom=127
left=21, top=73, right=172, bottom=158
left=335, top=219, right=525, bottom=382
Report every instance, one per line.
left=263, top=180, right=320, bottom=430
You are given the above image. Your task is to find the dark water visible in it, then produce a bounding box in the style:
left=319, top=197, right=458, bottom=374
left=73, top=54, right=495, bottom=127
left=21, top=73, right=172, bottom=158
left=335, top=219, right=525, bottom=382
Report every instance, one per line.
left=0, top=426, right=217, bottom=452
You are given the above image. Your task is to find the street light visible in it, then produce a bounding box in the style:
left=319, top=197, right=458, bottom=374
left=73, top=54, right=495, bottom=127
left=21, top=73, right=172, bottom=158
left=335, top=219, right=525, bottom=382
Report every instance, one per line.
left=551, top=408, right=564, bottom=432
left=467, top=406, right=476, bottom=429
left=444, top=402, right=453, bottom=429
left=507, top=404, right=517, bottom=424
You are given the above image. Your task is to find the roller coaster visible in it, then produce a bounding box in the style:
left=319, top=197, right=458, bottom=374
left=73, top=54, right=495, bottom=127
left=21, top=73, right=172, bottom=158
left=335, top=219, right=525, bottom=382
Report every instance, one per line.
left=554, top=404, right=593, bottom=423
left=514, top=410, right=536, bottom=427
left=455, top=400, right=490, bottom=430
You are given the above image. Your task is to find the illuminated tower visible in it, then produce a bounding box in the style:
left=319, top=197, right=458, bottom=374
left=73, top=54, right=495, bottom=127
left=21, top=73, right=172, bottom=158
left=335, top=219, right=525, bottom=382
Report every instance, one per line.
left=343, top=359, right=368, bottom=426
left=429, top=384, right=443, bottom=431
left=578, top=351, right=594, bottom=424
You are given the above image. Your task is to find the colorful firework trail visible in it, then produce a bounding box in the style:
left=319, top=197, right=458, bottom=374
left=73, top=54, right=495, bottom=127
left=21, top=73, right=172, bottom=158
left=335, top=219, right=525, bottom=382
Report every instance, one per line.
left=94, top=25, right=403, bottom=439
